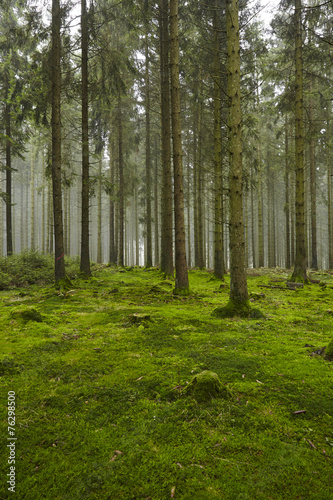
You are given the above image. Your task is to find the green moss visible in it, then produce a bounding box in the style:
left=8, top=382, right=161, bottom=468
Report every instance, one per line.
left=182, top=370, right=225, bottom=402
left=324, top=337, right=333, bottom=361
left=173, top=286, right=190, bottom=296
left=213, top=299, right=252, bottom=318
left=10, top=307, right=43, bottom=323
left=54, top=275, right=73, bottom=291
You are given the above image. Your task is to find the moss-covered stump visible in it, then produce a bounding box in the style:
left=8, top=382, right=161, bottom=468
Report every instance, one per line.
left=324, top=338, right=333, bottom=361
left=54, top=275, right=73, bottom=291
left=182, top=370, right=225, bottom=403
left=173, top=286, right=190, bottom=296
left=213, top=299, right=265, bottom=319
left=10, top=308, right=43, bottom=324
left=213, top=299, right=250, bottom=318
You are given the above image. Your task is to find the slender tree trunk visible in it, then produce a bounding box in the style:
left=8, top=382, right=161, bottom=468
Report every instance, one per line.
left=42, top=150, right=46, bottom=253
left=219, top=0, right=249, bottom=314
left=97, top=157, right=102, bottom=264
left=327, top=103, right=333, bottom=269
left=170, top=0, right=189, bottom=293
left=285, top=116, right=291, bottom=268
left=145, top=35, right=152, bottom=267
left=309, top=75, right=317, bottom=270
left=51, top=0, right=65, bottom=280
left=154, top=149, right=159, bottom=266
left=257, top=85, right=264, bottom=268
left=193, top=106, right=199, bottom=266
left=197, top=75, right=205, bottom=269
left=109, top=133, right=116, bottom=265
left=0, top=168, right=2, bottom=256
left=251, top=166, right=256, bottom=267
left=80, top=0, right=91, bottom=276
left=117, top=93, right=124, bottom=267
left=159, top=0, right=174, bottom=276
left=291, top=0, right=308, bottom=282
left=134, top=157, right=140, bottom=266
left=64, top=184, right=68, bottom=254
left=5, top=99, right=13, bottom=256
left=186, top=135, right=192, bottom=268
left=30, top=142, right=35, bottom=250
left=213, top=3, right=224, bottom=279
left=67, top=185, right=71, bottom=256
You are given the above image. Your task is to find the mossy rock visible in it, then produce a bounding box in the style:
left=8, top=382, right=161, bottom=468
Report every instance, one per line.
left=324, top=338, right=333, bottom=361
left=182, top=370, right=225, bottom=403
left=10, top=307, right=43, bottom=324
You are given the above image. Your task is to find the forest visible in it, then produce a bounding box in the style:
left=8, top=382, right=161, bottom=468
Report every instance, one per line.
left=0, top=0, right=333, bottom=498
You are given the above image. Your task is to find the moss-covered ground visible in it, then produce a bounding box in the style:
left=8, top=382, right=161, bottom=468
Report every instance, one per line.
left=1, top=265, right=333, bottom=499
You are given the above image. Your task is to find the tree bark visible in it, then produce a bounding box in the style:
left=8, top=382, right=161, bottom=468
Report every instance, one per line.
left=224, top=0, right=249, bottom=312
left=309, top=75, right=317, bottom=269
left=169, top=0, right=189, bottom=293
left=327, top=103, right=333, bottom=269
left=117, top=92, right=124, bottom=267
left=145, top=35, right=152, bottom=267
left=291, top=0, right=308, bottom=283
left=80, top=0, right=91, bottom=276
left=213, top=2, right=224, bottom=279
left=159, top=0, right=174, bottom=276
left=285, top=116, right=291, bottom=268
left=109, top=133, right=117, bottom=265
left=5, top=98, right=12, bottom=256
left=51, top=0, right=65, bottom=281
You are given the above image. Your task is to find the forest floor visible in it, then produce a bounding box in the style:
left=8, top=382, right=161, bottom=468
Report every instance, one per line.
left=0, top=265, right=333, bottom=499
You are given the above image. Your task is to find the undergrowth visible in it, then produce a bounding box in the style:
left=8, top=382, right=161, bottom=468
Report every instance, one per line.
left=0, top=265, right=332, bottom=499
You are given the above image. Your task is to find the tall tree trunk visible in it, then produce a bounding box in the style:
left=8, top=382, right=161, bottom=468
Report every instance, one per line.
left=64, top=183, right=68, bottom=254
left=169, top=0, right=189, bottom=293
left=51, top=0, right=65, bottom=281
left=154, top=149, right=160, bottom=266
left=217, top=0, right=249, bottom=315
left=257, top=83, right=264, bottom=268
left=80, top=0, right=91, bottom=276
left=30, top=141, right=35, bottom=250
left=291, top=0, right=308, bottom=282
left=186, top=135, right=192, bottom=268
left=159, top=0, right=174, bottom=276
left=97, top=157, right=102, bottom=264
left=5, top=99, right=13, bottom=256
left=309, top=75, right=317, bottom=269
left=109, top=133, right=116, bottom=264
left=250, top=166, right=256, bottom=267
left=193, top=105, right=199, bottom=267
left=0, top=168, right=2, bottom=256
left=117, top=93, right=124, bottom=267
left=145, top=35, right=152, bottom=267
left=42, top=150, right=46, bottom=253
left=134, top=156, right=140, bottom=266
left=196, top=74, right=205, bottom=269
left=213, top=2, right=224, bottom=279
left=285, top=116, right=291, bottom=268
left=327, top=103, right=333, bottom=269
left=67, top=185, right=71, bottom=256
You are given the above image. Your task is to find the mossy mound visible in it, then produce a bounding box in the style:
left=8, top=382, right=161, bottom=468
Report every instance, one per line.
left=173, top=286, right=190, bottom=296
left=10, top=307, right=43, bottom=324
left=324, top=338, right=333, bottom=361
left=213, top=299, right=251, bottom=318
left=182, top=370, right=225, bottom=402
left=54, top=275, right=73, bottom=291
